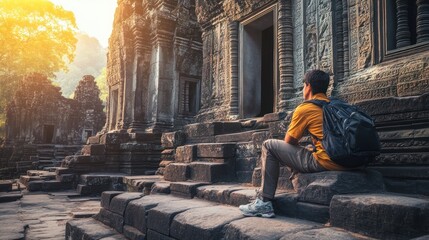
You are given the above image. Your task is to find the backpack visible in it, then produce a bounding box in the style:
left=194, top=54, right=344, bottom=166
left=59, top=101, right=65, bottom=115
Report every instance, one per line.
left=306, top=98, right=381, bottom=168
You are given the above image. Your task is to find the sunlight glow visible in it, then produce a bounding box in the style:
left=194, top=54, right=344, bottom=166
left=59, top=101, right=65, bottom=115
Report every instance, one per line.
left=50, top=0, right=117, bottom=47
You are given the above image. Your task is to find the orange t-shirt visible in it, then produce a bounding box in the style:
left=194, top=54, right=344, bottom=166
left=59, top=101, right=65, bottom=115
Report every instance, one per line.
left=286, top=93, right=345, bottom=171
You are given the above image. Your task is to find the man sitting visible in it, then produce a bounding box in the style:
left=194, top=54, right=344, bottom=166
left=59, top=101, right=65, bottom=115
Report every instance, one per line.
left=239, top=69, right=345, bottom=218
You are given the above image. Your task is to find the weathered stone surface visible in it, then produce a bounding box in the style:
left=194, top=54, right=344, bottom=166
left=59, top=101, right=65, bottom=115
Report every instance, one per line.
left=66, top=218, right=119, bottom=240
left=224, top=216, right=321, bottom=240
left=95, top=208, right=124, bottom=233
left=0, top=180, right=13, bottom=192
left=56, top=173, right=75, bottom=183
left=370, top=166, right=429, bottom=179
left=147, top=199, right=216, bottom=236
left=123, top=225, right=145, bottom=240
left=229, top=189, right=256, bottom=206
left=262, top=112, right=287, bottom=122
left=151, top=181, right=171, bottom=194
left=170, top=182, right=209, bottom=198
left=110, top=192, right=144, bottom=215
left=78, top=184, right=111, bottom=196
left=124, top=195, right=182, bottom=233
left=196, top=143, right=236, bottom=158
left=294, top=170, right=385, bottom=205
left=100, top=133, right=130, bottom=145
left=101, top=191, right=125, bottom=209
left=146, top=229, right=175, bottom=240
left=189, top=162, right=228, bottom=182
left=273, top=192, right=299, bottom=217
left=161, top=131, right=186, bottom=148
left=170, top=205, right=244, bottom=240
left=184, top=122, right=242, bottom=138
left=280, top=227, right=372, bottom=240
left=164, top=163, right=190, bottom=182
left=175, top=145, right=197, bottom=162
left=123, top=175, right=162, bottom=192
left=0, top=192, right=23, bottom=203
left=215, top=131, right=255, bottom=143
left=296, top=202, right=330, bottom=223
left=330, top=193, right=429, bottom=239
left=196, top=184, right=246, bottom=204
left=252, top=167, right=262, bottom=187
left=82, top=144, right=106, bottom=155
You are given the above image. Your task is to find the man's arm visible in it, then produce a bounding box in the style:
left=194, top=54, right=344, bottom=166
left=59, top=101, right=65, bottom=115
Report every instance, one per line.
left=284, top=133, right=299, bottom=145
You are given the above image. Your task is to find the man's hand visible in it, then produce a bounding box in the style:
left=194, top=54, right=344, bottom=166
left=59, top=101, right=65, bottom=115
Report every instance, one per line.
left=284, top=134, right=299, bottom=145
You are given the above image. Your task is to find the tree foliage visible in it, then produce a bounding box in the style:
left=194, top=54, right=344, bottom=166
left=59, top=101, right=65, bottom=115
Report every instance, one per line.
left=0, top=0, right=77, bottom=137
left=95, top=67, right=108, bottom=105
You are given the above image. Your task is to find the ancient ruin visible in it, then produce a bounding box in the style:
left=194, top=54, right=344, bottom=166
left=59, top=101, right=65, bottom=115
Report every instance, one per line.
left=2, top=0, right=429, bottom=239
left=0, top=74, right=104, bottom=177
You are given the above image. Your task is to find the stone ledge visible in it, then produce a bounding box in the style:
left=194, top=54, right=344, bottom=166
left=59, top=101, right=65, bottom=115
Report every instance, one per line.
left=293, top=170, right=385, bottom=205
left=330, top=193, right=429, bottom=239
left=66, top=218, right=121, bottom=240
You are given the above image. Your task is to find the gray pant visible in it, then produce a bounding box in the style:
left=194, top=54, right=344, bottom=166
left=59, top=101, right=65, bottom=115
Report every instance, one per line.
left=261, top=139, right=326, bottom=200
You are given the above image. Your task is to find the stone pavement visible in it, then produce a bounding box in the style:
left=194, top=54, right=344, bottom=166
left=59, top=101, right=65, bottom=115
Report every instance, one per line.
left=0, top=191, right=100, bottom=240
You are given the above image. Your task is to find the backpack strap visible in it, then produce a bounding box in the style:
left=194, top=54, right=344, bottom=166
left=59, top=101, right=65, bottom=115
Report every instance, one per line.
left=303, top=99, right=329, bottom=143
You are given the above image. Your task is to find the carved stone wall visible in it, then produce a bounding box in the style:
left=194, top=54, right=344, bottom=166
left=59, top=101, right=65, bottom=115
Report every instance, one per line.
left=5, top=74, right=104, bottom=145
left=106, top=0, right=202, bottom=133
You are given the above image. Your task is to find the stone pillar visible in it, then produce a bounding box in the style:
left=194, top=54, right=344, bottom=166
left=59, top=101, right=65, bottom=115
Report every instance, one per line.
left=396, top=0, right=411, bottom=48
left=342, top=0, right=349, bottom=78
left=229, top=21, right=239, bottom=118
left=417, top=0, right=429, bottom=43
left=277, top=0, right=294, bottom=111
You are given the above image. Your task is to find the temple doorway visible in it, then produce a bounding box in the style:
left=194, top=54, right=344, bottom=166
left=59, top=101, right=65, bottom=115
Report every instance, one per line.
left=43, top=125, right=54, bottom=144
left=240, top=8, right=277, bottom=118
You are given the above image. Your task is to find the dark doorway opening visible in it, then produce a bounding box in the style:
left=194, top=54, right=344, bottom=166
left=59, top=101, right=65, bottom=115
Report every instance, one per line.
left=259, top=25, right=274, bottom=117
left=43, top=125, right=54, bottom=143
left=241, top=9, right=276, bottom=118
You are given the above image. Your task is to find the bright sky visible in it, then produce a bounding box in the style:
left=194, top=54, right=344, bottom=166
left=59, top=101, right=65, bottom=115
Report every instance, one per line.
left=50, top=0, right=117, bottom=47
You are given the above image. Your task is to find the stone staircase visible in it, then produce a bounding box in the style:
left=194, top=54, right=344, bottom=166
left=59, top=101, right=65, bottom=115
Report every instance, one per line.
left=34, top=144, right=81, bottom=170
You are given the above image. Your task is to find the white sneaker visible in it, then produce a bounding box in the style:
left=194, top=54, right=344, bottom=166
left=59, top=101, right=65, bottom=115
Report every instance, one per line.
left=239, top=198, right=275, bottom=218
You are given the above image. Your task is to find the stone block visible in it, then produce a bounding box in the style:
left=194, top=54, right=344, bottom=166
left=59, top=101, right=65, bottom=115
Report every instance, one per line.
left=296, top=202, right=330, bottom=223
left=41, top=180, right=70, bottom=191
left=130, top=133, right=162, bottom=144
left=252, top=168, right=262, bottom=187
left=0, top=180, right=13, bottom=192
left=161, top=131, right=186, bottom=148
left=146, top=229, right=175, bottom=240
left=369, top=166, right=429, bottom=179
left=151, top=181, right=171, bottom=194
left=164, top=163, right=190, bottom=182
left=330, top=193, right=429, bottom=239
left=235, top=157, right=258, bottom=171
left=123, top=225, right=145, bottom=240
left=280, top=227, right=369, bottom=240
left=56, top=174, right=75, bottom=183
left=273, top=192, right=299, bottom=217
left=101, top=191, right=124, bottom=209
left=80, top=174, right=111, bottom=186
left=175, top=145, right=197, bottom=162
left=0, top=193, right=23, bottom=203
left=100, top=132, right=130, bottom=145
left=81, top=144, right=105, bottom=155
left=268, top=121, right=288, bottom=138
left=95, top=208, right=124, bottom=233
left=236, top=171, right=253, bottom=183
left=159, top=160, right=173, bottom=167
left=294, top=170, right=385, bottom=205
left=77, top=184, right=111, bottom=196
left=124, top=195, right=182, bottom=233
left=170, top=182, right=209, bottom=198
left=55, top=167, right=73, bottom=175
left=195, top=184, right=245, bottom=205
left=170, top=206, right=244, bottom=240
left=252, top=131, right=271, bottom=152
left=110, top=192, right=144, bottom=215
left=27, top=180, right=43, bottom=191
left=147, top=199, right=215, bottom=236
left=223, top=216, right=321, bottom=240
left=214, top=131, right=255, bottom=143
left=87, top=135, right=101, bottom=144
left=228, top=189, right=256, bottom=206
left=184, top=122, right=242, bottom=138
left=66, top=218, right=118, bottom=240
left=235, top=142, right=257, bottom=158
left=189, top=162, right=228, bottom=182
left=196, top=143, right=236, bottom=158
left=262, top=112, right=287, bottom=122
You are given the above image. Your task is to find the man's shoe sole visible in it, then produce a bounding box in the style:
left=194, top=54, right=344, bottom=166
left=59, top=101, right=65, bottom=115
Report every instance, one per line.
left=242, top=212, right=275, bottom=218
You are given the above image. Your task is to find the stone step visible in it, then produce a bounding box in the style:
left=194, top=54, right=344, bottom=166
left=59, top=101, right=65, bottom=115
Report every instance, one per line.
left=175, top=143, right=236, bottom=162
left=0, top=192, right=23, bottom=203
left=27, top=180, right=73, bottom=192
left=183, top=122, right=243, bottom=143
left=0, top=180, right=13, bottom=192
left=67, top=193, right=372, bottom=240
left=123, top=175, right=163, bottom=193
left=214, top=130, right=266, bottom=143
left=330, top=193, right=429, bottom=239
left=81, top=144, right=106, bottom=155
left=164, top=162, right=231, bottom=183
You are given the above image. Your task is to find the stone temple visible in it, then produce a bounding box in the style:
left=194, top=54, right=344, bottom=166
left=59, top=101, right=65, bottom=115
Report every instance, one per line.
left=5, top=0, right=429, bottom=239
